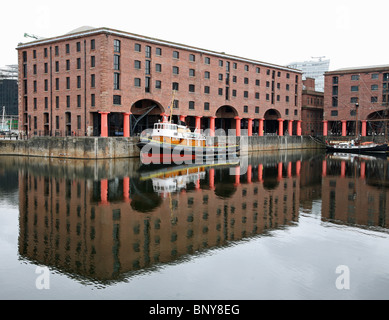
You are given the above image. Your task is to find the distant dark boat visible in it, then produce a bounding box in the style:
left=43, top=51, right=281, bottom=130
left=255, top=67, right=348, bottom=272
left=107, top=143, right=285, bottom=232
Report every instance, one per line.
left=325, top=140, right=388, bottom=154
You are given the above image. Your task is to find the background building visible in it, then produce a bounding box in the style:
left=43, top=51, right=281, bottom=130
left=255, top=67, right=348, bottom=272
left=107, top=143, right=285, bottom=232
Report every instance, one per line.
left=323, top=65, right=389, bottom=137
left=0, top=65, right=18, bottom=132
left=287, top=57, right=330, bottom=93
left=301, top=78, right=323, bottom=136
left=17, top=26, right=303, bottom=138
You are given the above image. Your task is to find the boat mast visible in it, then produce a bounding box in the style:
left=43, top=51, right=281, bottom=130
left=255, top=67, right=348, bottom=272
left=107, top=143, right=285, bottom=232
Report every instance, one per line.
left=169, top=90, right=176, bottom=124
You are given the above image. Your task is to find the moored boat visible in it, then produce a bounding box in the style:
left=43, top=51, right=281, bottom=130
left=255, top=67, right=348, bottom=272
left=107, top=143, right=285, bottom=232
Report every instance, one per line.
left=325, top=140, right=388, bottom=154
left=137, top=121, right=240, bottom=164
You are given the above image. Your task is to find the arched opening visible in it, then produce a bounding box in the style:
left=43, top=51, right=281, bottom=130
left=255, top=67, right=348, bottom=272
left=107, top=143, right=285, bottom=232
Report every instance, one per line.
left=367, top=110, right=389, bottom=136
left=130, top=99, right=164, bottom=135
left=215, top=105, right=238, bottom=134
left=264, top=109, right=281, bottom=135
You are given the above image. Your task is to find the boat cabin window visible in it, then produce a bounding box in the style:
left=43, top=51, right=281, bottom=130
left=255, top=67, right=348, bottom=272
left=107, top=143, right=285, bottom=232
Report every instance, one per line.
left=155, top=123, right=177, bottom=130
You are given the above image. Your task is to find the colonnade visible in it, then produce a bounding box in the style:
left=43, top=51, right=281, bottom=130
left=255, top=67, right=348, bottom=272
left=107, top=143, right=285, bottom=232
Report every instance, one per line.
left=98, top=111, right=302, bottom=138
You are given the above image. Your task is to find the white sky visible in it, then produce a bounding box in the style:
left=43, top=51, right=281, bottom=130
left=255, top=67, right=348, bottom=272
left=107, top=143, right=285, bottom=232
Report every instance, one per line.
left=1, top=0, right=388, bottom=71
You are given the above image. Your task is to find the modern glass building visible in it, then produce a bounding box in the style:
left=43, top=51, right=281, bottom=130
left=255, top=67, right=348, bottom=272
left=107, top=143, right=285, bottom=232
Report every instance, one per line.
left=287, top=58, right=330, bottom=92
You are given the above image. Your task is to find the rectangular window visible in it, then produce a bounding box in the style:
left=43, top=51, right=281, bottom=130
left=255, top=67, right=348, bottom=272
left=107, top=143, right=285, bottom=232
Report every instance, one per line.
left=66, top=77, right=70, bottom=90
left=77, top=115, right=81, bottom=130
left=255, top=106, right=259, bottom=114
left=173, top=66, right=179, bottom=75
left=114, top=55, right=120, bottom=70
left=91, top=39, right=95, bottom=50
left=66, top=60, right=70, bottom=70
left=91, top=94, right=95, bottom=107
left=77, top=95, right=81, bottom=108
left=113, top=95, right=121, bottom=105
left=189, top=84, right=195, bottom=92
left=173, top=51, right=179, bottom=59
left=91, top=56, right=95, bottom=67
left=243, top=105, right=248, bottom=113
left=156, top=48, right=162, bottom=56
left=332, top=76, right=338, bottom=84
left=331, top=110, right=338, bottom=116
left=66, top=95, right=70, bottom=108
left=56, top=116, right=60, bottom=130
left=145, top=77, right=151, bottom=93
left=66, top=44, right=70, bottom=54
left=55, top=78, right=59, bottom=90
left=189, top=69, right=195, bottom=77
left=114, top=40, right=120, bottom=53
left=145, top=60, right=151, bottom=75
left=172, top=82, right=179, bottom=91
left=135, top=60, right=141, bottom=69
left=114, top=73, right=120, bottom=90
left=156, top=63, right=162, bottom=72
left=371, top=84, right=378, bottom=91
left=76, top=42, right=81, bottom=52
left=155, top=80, right=161, bottom=89
left=351, top=86, right=359, bottom=92
left=204, top=102, right=210, bottom=111
left=189, top=54, right=195, bottom=62
left=77, top=58, right=81, bottom=69
left=145, top=46, right=151, bottom=58
left=134, top=78, right=141, bottom=87
left=77, top=76, right=81, bottom=89
left=204, top=86, right=210, bottom=94
left=189, top=101, right=195, bottom=110
left=204, top=71, right=210, bottom=79
left=205, top=57, right=210, bottom=65
left=91, top=74, right=95, bottom=88
left=351, top=75, right=360, bottom=81
left=56, top=96, right=59, bottom=109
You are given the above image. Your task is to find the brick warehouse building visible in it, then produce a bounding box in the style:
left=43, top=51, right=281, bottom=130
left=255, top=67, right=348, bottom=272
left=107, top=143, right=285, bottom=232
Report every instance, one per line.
left=17, top=26, right=303, bottom=138
left=323, top=65, right=389, bottom=137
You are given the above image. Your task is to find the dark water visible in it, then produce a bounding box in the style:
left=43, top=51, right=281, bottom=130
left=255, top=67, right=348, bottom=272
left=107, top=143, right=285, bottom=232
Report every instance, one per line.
left=1, top=150, right=389, bottom=300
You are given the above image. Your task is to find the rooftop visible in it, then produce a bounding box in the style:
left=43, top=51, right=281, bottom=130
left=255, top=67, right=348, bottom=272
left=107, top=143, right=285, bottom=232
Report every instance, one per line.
left=326, top=64, right=389, bottom=75
left=17, top=26, right=302, bottom=74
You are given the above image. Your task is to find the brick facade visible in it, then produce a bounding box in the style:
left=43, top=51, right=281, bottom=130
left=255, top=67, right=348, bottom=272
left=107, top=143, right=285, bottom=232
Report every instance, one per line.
left=17, top=27, right=303, bottom=137
left=323, top=65, right=389, bottom=136
left=301, top=78, right=323, bottom=136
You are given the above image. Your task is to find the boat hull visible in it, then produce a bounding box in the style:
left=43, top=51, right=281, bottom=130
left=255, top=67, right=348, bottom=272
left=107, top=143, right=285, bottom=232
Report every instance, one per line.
left=326, top=143, right=388, bottom=154
left=137, top=139, right=240, bottom=164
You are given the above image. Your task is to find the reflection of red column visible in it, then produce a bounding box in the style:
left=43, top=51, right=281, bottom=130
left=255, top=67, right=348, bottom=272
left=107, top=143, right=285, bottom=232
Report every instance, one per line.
left=361, top=120, right=367, bottom=137
left=195, top=116, right=202, bottom=132
left=180, top=115, right=186, bottom=123
left=100, top=179, right=109, bottom=205
left=277, top=162, right=283, bottom=181
left=123, top=177, right=131, bottom=203
left=123, top=112, right=131, bottom=137
left=247, top=165, right=252, bottom=183
left=234, top=166, right=240, bottom=186
left=210, top=116, right=216, bottom=137
left=323, top=120, right=328, bottom=136
left=258, top=164, right=263, bottom=182
left=259, top=119, right=264, bottom=137
left=297, top=121, right=302, bottom=136
left=195, top=178, right=200, bottom=190
left=235, top=117, right=241, bottom=137
left=341, top=161, right=346, bottom=177
left=209, top=168, right=215, bottom=190
left=322, top=160, right=327, bottom=177
left=342, top=120, right=347, bottom=137
left=278, top=119, right=284, bottom=137
left=99, top=112, right=110, bottom=137
left=287, top=162, right=292, bottom=177
left=296, top=160, right=301, bottom=176
left=288, top=120, right=293, bottom=136
left=360, top=162, right=366, bottom=179
left=248, top=119, right=253, bottom=137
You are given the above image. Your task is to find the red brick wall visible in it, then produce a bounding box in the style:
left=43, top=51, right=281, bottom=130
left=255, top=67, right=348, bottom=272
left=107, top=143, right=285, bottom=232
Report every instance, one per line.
left=18, top=28, right=303, bottom=136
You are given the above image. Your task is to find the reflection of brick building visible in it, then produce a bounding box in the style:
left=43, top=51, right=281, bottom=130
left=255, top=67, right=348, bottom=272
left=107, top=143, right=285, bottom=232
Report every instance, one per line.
left=321, top=156, right=389, bottom=228
left=17, top=27, right=302, bottom=138
left=18, top=160, right=301, bottom=283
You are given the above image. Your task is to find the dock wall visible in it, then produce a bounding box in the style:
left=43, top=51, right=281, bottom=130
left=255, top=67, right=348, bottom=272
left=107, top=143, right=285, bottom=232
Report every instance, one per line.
left=0, top=135, right=324, bottom=159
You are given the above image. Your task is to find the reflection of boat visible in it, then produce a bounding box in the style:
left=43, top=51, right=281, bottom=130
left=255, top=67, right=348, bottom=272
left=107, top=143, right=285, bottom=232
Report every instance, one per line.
left=325, top=140, right=388, bottom=154
left=327, top=152, right=387, bottom=162
left=140, top=160, right=239, bottom=194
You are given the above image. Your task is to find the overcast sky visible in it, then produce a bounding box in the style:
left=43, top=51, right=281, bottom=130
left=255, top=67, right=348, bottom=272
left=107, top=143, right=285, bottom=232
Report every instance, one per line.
left=1, top=0, right=388, bottom=71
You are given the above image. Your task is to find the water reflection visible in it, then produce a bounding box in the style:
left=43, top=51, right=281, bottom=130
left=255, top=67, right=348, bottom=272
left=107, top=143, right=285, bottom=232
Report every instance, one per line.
left=322, top=153, right=389, bottom=229
left=9, top=150, right=388, bottom=286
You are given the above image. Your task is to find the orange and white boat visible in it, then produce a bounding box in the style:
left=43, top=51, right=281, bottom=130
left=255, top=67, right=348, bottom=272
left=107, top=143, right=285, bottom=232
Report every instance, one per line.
left=137, top=120, right=240, bottom=164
